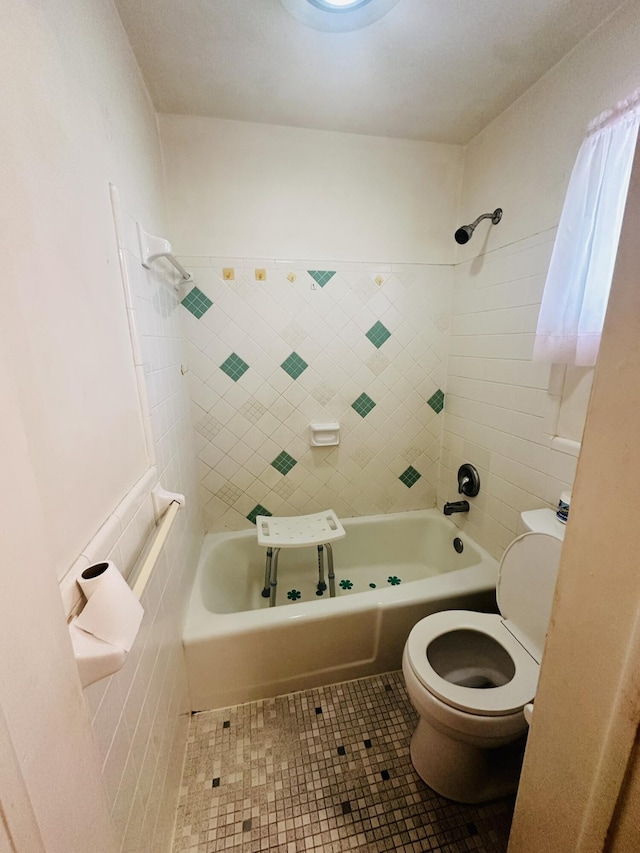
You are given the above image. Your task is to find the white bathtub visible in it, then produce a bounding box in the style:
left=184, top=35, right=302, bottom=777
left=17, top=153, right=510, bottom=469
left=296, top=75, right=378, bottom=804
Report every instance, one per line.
left=183, top=509, right=499, bottom=711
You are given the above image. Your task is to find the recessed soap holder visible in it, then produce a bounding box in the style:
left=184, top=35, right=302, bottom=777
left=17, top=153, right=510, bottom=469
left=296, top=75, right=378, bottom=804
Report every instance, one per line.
left=310, top=422, right=340, bottom=447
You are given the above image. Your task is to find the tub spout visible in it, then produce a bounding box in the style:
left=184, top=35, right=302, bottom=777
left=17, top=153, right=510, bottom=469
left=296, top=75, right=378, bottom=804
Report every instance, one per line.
left=443, top=500, right=470, bottom=516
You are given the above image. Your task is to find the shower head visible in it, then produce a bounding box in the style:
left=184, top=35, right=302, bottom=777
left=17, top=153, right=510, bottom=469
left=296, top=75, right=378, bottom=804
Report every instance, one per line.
left=454, top=208, right=502, bottom=244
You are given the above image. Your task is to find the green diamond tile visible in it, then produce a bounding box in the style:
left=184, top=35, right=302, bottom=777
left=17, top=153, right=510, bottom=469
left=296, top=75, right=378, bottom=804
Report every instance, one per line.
left=271, top=451, right=297, bottom=476
left=365, top=321, right=391, bottom=349
left=399, top=466, right=422, bottom=488
left=351, top=392, right=376, bottom=418
left=220, top=353, right=250, bottom=382
left=427, top=389, right=445, bottom=414
left=247, top=504, right=272, bottom=525
left=307, top=270, right=336, bottom=288
left=281, top=352, right=308, bottom=380
left=180, top=286, right=212, bottom=319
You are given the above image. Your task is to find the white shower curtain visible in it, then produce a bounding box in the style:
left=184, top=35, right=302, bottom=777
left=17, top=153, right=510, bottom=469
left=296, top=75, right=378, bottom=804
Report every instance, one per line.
left=533, top=90, right=640, bottom=366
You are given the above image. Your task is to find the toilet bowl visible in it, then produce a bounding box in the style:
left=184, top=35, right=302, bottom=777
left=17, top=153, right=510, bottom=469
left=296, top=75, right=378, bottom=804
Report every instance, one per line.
left=402, top=509, right=564, bottom=803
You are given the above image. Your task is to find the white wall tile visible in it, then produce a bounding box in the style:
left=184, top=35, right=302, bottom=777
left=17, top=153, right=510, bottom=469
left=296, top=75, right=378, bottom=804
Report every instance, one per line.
left=76, top=250, right=203, bottom=853
left=441, top=230, right=580, bottom=558
left=179, top=256, right=449, bottom=531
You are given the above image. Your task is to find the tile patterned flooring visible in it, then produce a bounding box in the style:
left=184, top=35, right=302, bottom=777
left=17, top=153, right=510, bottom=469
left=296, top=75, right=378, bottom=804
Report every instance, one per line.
left=173, top=672, right=514, bottom=852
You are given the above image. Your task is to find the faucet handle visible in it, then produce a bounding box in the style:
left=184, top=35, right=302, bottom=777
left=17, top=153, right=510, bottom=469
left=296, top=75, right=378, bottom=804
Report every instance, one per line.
left=457, top=463, right=480, bottom=497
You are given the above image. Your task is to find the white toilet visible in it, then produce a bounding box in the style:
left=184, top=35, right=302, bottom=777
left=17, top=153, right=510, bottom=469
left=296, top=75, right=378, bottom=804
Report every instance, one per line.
left=402, top=509, right=565, bottom=803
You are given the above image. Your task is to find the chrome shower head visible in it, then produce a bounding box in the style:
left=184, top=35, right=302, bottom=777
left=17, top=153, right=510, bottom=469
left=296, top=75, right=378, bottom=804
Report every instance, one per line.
left=454, top=208, right=502, bottom=244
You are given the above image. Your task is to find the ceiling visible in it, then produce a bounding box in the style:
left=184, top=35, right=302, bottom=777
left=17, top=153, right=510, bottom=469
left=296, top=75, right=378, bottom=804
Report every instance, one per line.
left=114, top=0, right=625, bottom=144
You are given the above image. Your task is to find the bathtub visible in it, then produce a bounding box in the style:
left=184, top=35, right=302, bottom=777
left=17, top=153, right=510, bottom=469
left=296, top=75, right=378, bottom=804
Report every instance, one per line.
left=183, top=509, right=499, bottom=711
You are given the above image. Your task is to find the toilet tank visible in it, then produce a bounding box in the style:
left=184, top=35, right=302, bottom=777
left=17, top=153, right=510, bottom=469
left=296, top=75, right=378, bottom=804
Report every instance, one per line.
left=518, top=508, right=566, bottom=541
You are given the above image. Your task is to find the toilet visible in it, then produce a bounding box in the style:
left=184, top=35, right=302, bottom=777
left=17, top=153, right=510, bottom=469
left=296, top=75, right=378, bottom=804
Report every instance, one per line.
left=402, top=509, right=565, bottom=803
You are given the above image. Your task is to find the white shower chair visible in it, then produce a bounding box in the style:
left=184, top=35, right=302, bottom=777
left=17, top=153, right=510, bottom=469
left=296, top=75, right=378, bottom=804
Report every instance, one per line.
left=256, top=510, right=346, bottom=607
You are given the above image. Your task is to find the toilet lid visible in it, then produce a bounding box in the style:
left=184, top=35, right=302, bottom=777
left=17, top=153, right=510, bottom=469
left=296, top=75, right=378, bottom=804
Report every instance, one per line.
left=497, top=532, right=563, bottom=663
left=406, top=610, right=540, bottom=716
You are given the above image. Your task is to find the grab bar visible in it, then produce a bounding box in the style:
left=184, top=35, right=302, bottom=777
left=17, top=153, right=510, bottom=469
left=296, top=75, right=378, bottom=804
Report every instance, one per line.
left=130, top=498, right=182, bottom=600
left=137, top=224, right=193, bottom=286
left=151, top=252, right=192, bottom=283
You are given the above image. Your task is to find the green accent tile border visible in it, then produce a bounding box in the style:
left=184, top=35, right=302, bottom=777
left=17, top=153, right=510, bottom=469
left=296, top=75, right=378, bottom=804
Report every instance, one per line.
left=399, top=465, right=421, bottom=488
left=220, top=353, right=250, bottom=382
left=281, top=352, right=308, bottom=380
left=427, top=389, right=445, bottom=414
left=181, top=286, right=212, bottom=319
left=351, top=392, right=376, bottom=418
left=308, top=271, right=336, bottom=288
left=271, top=451, right=297, bottom=476
left=247, top=504, right=272, bottom=525
left=365, top=321, right=391, bottom=349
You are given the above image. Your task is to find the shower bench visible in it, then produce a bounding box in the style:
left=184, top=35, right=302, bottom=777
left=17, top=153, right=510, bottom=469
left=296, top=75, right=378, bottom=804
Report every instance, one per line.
left=256, top=510, right=346, bottom=607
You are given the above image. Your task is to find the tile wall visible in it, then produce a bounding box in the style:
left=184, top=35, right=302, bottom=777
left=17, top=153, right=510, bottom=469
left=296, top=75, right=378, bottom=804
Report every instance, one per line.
left=80, top=209, right=202, bottom=853
left=177, top=258, right=453, bottom=532
left=439, top=228, right=579, bottom=559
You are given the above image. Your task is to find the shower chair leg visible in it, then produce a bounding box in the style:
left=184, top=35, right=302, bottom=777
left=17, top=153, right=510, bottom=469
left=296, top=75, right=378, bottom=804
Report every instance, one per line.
left=261, top=547, right=273, bottom=598
left=269, top=548, right=281, bottom=608
left=316, top=545, right=327, bottom=594
left=326, top=543, right=335, bottom=598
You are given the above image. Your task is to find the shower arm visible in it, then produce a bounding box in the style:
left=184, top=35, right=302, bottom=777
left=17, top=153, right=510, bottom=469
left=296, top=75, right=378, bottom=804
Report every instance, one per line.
left=469, top=209, right=502, bottom=229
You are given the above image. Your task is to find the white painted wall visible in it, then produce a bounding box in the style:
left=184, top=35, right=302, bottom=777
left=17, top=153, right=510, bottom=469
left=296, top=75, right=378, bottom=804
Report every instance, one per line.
left=0, top=341, right=116, bottom=853
left=0, top=0, right=200, bottom=850
left=440, top=0, right=640, bottom=558
left=1, top=0, right=168, bottom=579
left=458, top=0, right=640, bottom=263
left=0, top=350, right=117, bottom=853
left=159, top=115, right=464, bottom=264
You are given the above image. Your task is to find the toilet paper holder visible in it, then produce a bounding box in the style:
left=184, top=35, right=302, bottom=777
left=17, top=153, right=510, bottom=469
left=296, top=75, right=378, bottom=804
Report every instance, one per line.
left=69, top=560, right=144, bottom=689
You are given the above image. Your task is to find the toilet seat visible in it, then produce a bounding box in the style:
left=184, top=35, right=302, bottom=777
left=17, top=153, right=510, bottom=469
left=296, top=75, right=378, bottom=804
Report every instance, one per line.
left=406, top=610, right=540, bottom=717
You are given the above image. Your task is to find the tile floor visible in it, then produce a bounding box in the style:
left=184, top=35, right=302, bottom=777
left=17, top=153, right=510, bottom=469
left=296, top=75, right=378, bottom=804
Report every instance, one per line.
left=173, top=671, right=514, bottom=853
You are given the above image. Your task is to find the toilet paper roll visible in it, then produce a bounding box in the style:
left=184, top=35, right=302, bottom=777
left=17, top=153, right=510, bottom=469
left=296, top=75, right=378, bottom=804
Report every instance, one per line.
left=75, top=562, right=144, bottom=652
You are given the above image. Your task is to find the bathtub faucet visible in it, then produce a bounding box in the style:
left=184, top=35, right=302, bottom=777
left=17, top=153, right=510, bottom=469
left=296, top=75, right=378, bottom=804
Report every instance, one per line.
left=443, top=500, right=470, bottom=516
